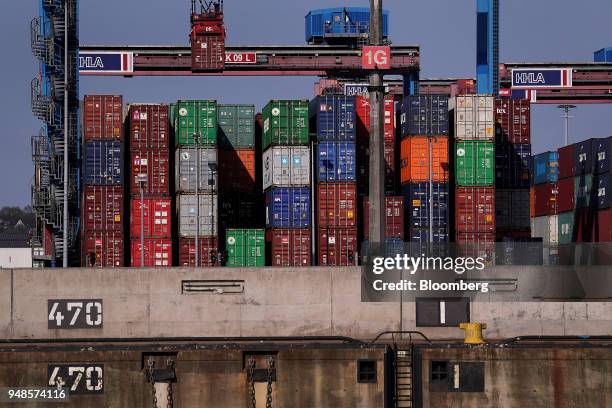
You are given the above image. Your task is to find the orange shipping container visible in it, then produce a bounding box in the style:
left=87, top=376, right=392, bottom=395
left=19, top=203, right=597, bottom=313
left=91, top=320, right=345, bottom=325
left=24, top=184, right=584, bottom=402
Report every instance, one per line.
left=219, top=148, right=257, bottom=192
left=400, top=136, right=449, bottom=183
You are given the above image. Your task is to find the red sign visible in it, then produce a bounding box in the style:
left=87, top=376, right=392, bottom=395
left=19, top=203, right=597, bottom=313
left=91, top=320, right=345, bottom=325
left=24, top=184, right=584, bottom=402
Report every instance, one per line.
left=499, top=88, right=511, bottom=97
left=361, top=46, right=391, bottom=69
left=225, top=52, right=257, bottom=64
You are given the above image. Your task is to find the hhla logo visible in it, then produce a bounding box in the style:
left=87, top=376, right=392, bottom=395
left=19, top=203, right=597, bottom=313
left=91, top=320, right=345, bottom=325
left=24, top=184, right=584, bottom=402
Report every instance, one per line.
left=79, top=56, right=104, bottom=68
left=514, top=72, right=546, bottom=84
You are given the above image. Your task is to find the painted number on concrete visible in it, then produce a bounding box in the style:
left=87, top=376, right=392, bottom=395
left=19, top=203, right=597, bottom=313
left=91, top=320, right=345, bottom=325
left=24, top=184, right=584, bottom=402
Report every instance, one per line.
left=48, top=365, right=104, bottom=394
left=362, top=46, right=391, bottom=69
left=48, top=299, right=103, bottom=329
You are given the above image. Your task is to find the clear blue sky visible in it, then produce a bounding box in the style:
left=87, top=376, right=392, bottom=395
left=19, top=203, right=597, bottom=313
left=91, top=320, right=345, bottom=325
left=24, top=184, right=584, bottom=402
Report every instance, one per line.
left=1, top=0, right=610, bottom=206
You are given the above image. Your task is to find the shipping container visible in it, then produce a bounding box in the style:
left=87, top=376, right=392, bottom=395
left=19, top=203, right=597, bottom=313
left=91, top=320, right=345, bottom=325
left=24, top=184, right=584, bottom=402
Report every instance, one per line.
left=219, top=148, right=256, bottom=192
left=318, top=183, right=357, bottom=228
left=317, top=142, right=356, bottom=182
left=266, top=229, right=312, bottom=267
left=558, top=144, right=575, bottom=179
left=455, top=232, right=495, bottom=262
left=361, top=238, right=405, bottom=258
left=218, top=104, right=255, bottom=149
left=495, top=189, right=530, bottom=229
left=456, top=79, right=476, bottom=96
left=402, top=182, right=449, bottom=228
left=408, top=227, right=449, bottom=243
left=495, top=229, right=532, bottom=241
left=531, top=215, right=559, bottom=245
left=263, top=146, right=310, bottom=189
left=533, top=183, right=559, bottom=217
left=400, top=136, right=449, bottom=183
left=400, top=95, right=449, bottom=136
left=178, top=237, right=219, bottom=267
left=455, top=187, right=495, bottom=233
left=190, top=16, right=225, bottom=71
left=494, top=99, right=530, bottom=144
left=131, top=149, right=170, bottom=196
left=81, top=231, right=124, bottom=267
left=310, top=95, right=356, bottom=141
left=175, top=148, right=218, bottom=193
left=356, top=139, right=395, bottom=195
left=262, top=100, right=309, bottom=149
left=130, top=198, right=172, bottom=239
left=596, top=173, right=611, bottom=209
left=574, top=139, right=595, bottom=176
left=575, top=174, right=593, bottom=209
left=177, top=194, right=218, bottom=237
left=557, top=177, right=575, bottom=213
left=131, top=238, right=172, bottom=267
left=362, top=196, right=404, bottom=239
left=558, top=211, right=575, bottom=244
left=82, top=186, right=123, bottom=232
left=265, top=187, right=311, bottom=229
left=594, top=47, right=612, bottom=62
left=596, top=209, right=612, bottom=242
left=225, top=229, right=265, bottom=267
left=494, top=143, right=531, bottom=188
left=218, top=192, right=263, bottom=229
left=128, top=104, right=169, bottom=149
left=83, top=141, right=123, bottom=185
left=355, top=95, right=395, bottom=141
left=175, top=100, right=218, bottom=146
left=454, top=141, right=494, bottom=186
left=450, top=95, right=494, bottom=140
left=533, top=151, right=559, bottom=184
left=83, top=95, right=123, bottom=141
left=593, top=137, right=611, bottom=174
left=317, top=228, right=357, bottom=266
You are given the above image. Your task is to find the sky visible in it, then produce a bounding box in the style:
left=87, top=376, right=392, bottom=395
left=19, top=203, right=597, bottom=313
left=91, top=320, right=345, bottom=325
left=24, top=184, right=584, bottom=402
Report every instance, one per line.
left=0, top=0, right=610, bottom=206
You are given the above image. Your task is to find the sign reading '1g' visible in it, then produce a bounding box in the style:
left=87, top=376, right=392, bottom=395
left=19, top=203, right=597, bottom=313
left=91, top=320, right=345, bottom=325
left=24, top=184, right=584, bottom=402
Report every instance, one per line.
left=48, top=299, right=103, bottom=329
left=362, top=46, right=391, bottom=69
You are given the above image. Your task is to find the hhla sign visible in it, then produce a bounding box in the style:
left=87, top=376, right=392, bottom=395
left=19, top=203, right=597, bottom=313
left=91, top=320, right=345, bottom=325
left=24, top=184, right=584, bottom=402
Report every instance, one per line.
left=511, top=68, right=573, bottom=89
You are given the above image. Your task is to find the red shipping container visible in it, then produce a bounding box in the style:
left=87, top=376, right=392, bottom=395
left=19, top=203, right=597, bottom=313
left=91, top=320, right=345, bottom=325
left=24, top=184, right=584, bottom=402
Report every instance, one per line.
left=131, top=238, right=172, bottom=267
left=455, top=232, right=495, bottom=263
left=355, top=95, right=395, bottom=142
left=131, top=198, right=172, bottom=238
left=191, top=16, right=225, bottom=71
left=533, top=183, right=559, bottom=217
left=131, top=149, right=170, bottom=196
left=363, top=196, right=404, bottom=239
left=573, top=209, right=595, bottom=243
left=495, top=99, right=530, bottom=144
left=82, top=231, right=124, bottom=267
left=128, top=104, right=169, bottom=149
left=318, top=183, right=357, bottom=228
left=317, top=228, right=358, bottom=266
left=266, top=229, right=312, bottom=267
left=558, top=144, right=575, bottom=180
left=82, top=185, right=123, bottom=232
left=83, top=95, right=123, bottom=140
left=456, top=187, right=496, bottom=233
left=456, top=79, right=476, bottom=96
left=178, top=237, right=219, bottom=267
left=219, top=148, right=257, bottom=192
left=557, top=177, right=575, bottom=213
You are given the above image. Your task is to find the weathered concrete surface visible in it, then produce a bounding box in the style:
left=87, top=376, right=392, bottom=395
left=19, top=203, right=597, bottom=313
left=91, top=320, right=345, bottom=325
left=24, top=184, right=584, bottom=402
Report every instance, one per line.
left=1, top=267, right=611, bottom=340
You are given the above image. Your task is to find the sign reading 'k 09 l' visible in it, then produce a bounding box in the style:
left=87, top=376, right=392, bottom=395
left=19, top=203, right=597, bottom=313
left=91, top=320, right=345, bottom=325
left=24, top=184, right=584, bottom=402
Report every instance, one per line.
left=511, top=68, right=573, bottom=89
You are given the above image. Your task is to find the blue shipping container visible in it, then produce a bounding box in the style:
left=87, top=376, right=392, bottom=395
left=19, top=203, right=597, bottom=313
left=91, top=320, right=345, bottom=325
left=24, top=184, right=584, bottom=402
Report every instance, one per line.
left=310, top=95, right=356, bottom=141
left=495, top=143, right=531, bottom=188
left=265, top=187, right=311, bottom=228
left=408, top=227, right=449, bottom=243
left=305, top=8, right=389, bottom=44
left=533, top=151, right=559, bottom=185
left=317, top=142, right=356, bottom=181
left=362, top=238, right=405, bottom=258
left=400, top=95, right=449, bottom=137
left=83, top=141, right=123, bottom=185
left=593, top=137, right=611, bottom=174
left=574, top=139, right=595, bottom=176
left=594, top=47, right=612, bottom=62
left=596, top=173, right=610, bottom=209
left=402, top=183, right=449, bottom=228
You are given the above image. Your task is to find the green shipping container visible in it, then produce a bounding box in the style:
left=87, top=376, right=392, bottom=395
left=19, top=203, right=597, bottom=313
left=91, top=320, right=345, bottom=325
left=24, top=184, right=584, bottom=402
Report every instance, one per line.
left=218, top=104, right=255, bottom=149
left=175, top=100, right=218, bottom=146
left=225, top=228, right=265, bottom=267
left=262, top=100, right=309, bottom=149
left=455, top=141, right=494, bottom=186
left=558, top=211, right=575, bottom=244
left=574, top=174, right=593, bottom=209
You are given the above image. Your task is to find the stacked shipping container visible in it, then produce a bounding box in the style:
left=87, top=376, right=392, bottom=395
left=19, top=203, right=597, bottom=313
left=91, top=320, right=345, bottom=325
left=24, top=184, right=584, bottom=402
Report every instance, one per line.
left=531, top=151, right=559, bottom=259
left=400, top=95, right=450, bottom=243
left=264, top=100, right=312, bottom=266
left=311, top=95, right=357, bottom=265
left=81, top=95, right=125, bottom=267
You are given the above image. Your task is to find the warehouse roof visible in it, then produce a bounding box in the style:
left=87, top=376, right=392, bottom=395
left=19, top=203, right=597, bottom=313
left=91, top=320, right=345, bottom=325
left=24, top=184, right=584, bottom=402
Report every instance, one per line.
left=0, top=231, right=30, bottom=248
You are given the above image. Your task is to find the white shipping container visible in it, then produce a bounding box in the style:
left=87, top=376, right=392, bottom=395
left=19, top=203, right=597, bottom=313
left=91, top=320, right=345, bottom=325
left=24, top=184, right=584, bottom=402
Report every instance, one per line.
left=177, top=194, right=218, bottom=237
left=262, top=146, right=311, bottom=190
left=531, top=215, right=559, bottom=245
left=175, top=148, right=218, bottom=193
left=450, top=95, right=494, bottom=140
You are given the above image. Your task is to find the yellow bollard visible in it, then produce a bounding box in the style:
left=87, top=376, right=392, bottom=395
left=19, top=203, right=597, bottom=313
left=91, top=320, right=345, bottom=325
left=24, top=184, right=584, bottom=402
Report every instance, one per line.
left=459, top=323, right=487, bottom=344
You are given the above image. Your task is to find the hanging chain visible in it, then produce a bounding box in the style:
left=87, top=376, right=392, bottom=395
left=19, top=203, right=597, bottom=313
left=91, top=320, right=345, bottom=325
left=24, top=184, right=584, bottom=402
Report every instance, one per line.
left=166, top=358, right=175, bottom=408
left=247, top=355, right=256, bottom=408
left=147, top=358, right=158, bottom=408
left=265, top=355, right=275, bottom=408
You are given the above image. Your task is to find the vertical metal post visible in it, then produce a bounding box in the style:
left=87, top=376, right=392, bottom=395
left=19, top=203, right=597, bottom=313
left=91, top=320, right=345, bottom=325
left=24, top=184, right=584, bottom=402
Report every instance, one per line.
left=62, top=0, right=69, bottom=267
left=558, top=105, right=576, bottom=147
left=368, top=0, right=386, bottom=245
left=140, top=181, right=145, bottom=268
left=195, top=134, right=200, bottom=267
left=429, top=137, right=434, bottom=242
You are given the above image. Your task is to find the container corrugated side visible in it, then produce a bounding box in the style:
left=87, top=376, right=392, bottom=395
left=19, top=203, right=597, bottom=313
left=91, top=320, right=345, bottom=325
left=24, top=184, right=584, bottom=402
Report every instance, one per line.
left=265, top=187, right=311, bottom=229
left=178, top=237, right=219, bottom=267
left=225, top=228, right=265, bottom=267
left=262, top=100, right=309, bottom=149
left=177, top=194, right=218, bottom=237
left=82, top=185, right=123, bottom=232
left=533, top=151, right=559, bottom=185
left=454, top=141, right=494, bottom=186
left=594, top=137, right=611, bottom=174
left=266, top=229, right=312, bottom=267
left=175, top=148, right=218, bottom=193
left=531, top=215, right=559, bottom=245
left=128, top=104, right=169, bottom=149
left=130, top=238, right=172, bottom=267
left=175, top=100, right=218, bottom=146
left=218, top=104, right=255, bottom=149
left=318, top=182, right=357, bottom=228
left=317, top=227, right=357, bottom=266
left=400, top=136, right=449, bottom=183
left=494, top=143, right=531, bottom=189
left=83, top=95, right=123, bottom=141
left=402, top=182, right=449, bottom=228
left=494, top=99, right=530, bottom=144
left=317, top=142, right=356, bottom=182
left=574, top=139, right=595, bottom=176
left=400, top=95, right=449, bottom=136
left=263, top=147, right=310, bottom=190
left=558, top=144, right=575, bottom=180
left=131, top=149, right=170, bottom=196
left=455, top=186, right=495, bottom=233
left=83, top=141, right=123, bottom=185
left=81, top=231, right=124, bottom=267
left=450, top=95, right=494, bottom=141
left=310, top=95, right=356, bottom=141
left=130, top=198, right=172, bottom=239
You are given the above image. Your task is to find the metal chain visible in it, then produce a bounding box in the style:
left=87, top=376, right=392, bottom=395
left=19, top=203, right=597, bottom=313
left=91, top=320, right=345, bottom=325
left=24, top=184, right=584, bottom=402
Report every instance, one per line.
left=147, top=358, right=158, bottom=408
left=247, top=355, right=256, bottom=408
left=266, top=355, right=275, bottom=408
left=166, top=358, right=175, bottom=408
